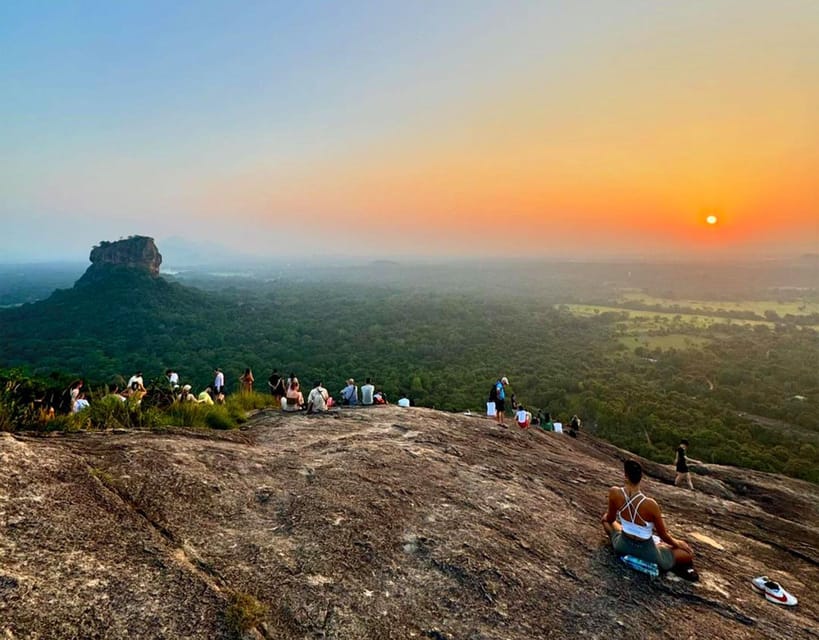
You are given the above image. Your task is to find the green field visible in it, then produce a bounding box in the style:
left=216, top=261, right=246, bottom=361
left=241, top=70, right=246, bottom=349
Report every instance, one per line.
left=617, top=334, right=712, bottom=352
left=618, top=292, right=819, bottom=318
left=563, top=304, right=774, bottom=328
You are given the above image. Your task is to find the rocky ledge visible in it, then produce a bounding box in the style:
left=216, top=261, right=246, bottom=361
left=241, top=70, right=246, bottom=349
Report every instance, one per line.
left=0, top=407, right=816, bottom=639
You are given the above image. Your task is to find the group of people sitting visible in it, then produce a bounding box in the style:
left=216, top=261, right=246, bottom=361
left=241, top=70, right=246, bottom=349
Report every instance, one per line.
left=68, top=367, right=406, bottom=415
left=512, top=407, right=581, bottom=437
left=69, top=374, right=151, bottom=413
left=266, top=372, right=394, bottom=413
left=488, top=377, right=580, bottom=437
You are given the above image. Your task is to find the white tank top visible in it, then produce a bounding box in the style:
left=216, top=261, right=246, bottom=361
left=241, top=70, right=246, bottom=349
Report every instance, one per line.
left=617, top=488, right=654, bottom=541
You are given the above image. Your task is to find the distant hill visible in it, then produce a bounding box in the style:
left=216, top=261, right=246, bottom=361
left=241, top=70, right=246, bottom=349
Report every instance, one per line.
left=0, top=236, right=230, bottom=383
left=1, top=407, right=816, bottom=638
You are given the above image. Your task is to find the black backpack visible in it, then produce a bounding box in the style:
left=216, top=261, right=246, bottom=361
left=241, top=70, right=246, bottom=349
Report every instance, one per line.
left=488, top=383, right=498, bottom=402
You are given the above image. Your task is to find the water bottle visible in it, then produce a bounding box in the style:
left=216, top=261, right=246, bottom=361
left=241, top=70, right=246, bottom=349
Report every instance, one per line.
left=621, top=555, right=659, bottom=577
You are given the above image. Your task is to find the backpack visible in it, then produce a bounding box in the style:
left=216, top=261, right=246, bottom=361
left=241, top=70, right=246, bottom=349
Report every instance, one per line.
left=488, top=383, right=498, bottom=402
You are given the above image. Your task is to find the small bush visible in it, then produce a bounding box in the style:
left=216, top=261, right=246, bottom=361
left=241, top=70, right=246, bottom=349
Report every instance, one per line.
left=225, top=592, right=267, bottom=635
left=204, top=407, right=236, bottom=430
left=47, top=413, right=85, bottom=432
left=227, top=392, right=272, bottom=412
left=78, top=397, right=161, bottom=430
left=0, top=403, right=12, bottom=432
left=164, top=401, right=205, bottom=428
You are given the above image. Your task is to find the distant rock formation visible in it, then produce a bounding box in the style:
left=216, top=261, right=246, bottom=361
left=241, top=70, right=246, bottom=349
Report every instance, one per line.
left=89, top=236, right=162, bottom=275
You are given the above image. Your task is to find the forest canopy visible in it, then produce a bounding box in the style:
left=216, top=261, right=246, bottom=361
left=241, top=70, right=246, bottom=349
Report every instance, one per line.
left=1, top=261, right=816, bottom=482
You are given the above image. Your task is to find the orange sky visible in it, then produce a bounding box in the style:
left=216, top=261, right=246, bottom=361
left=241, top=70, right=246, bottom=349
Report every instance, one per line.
left=3, top=1, right=817, bottom=259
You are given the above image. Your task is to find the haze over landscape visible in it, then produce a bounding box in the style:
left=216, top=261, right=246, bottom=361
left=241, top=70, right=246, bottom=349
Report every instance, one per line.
left=2, top=4, right=819, bottom=638
left=2, top=0, right=817, bottom=261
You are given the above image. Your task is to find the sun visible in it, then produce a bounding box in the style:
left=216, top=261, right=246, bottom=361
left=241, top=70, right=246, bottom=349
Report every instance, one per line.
left=706, top=215, right=718, bottom=225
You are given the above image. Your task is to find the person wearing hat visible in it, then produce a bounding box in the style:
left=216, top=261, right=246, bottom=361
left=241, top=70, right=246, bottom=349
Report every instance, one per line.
left=179, top=384, right=196, bottom=403
left=493, top=376, right=509, bottom=425
left=340, top=378, right=358, bottom=405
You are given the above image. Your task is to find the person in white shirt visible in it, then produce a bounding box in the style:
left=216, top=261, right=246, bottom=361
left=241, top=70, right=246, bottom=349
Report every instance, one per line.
left=307, top=381, right=330, bottom=413
left=397, top=395, right=410, bottom=408
left=127, top=372, right=145, bottom=392
left=214, top=368, right=225, bottom=395
left=515, top=406, right=532, bottom=429
left=166, top=369, right=179, bottom=388
left=361, top=378, right=375, bottom=405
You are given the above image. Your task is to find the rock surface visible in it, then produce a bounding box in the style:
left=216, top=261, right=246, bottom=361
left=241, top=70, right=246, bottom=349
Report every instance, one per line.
left=88, top=236, right=162, bottom=275
left=1, top=407, right=817, bottom=639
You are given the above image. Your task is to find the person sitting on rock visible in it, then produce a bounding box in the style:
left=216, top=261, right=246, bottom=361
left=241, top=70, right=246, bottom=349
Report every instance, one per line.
left=69, top=379, right=84, bottom=405
left=197, top=387, right=215, bottom=405
left=340, top=378, right=358, bottom=405
left=361, top=378, right=375, bottom=405
left=602, top=459, right=698, bottom=581
left=72, top=392, right=90, bottom=413
left=537, top=411, right=554, bottom=432
left=179, top=384, right=197, bottom=402
left=515, top=405, right=532, bottom=429
left=106, top=385, right=128, bottom=402
left=307, top=380, right=330, bottom=413
left=282, top=379, right=304, bottom=411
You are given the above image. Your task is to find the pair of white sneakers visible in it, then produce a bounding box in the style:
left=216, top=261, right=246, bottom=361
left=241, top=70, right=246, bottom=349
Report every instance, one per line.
left=752, top=576, right=798, bottom=606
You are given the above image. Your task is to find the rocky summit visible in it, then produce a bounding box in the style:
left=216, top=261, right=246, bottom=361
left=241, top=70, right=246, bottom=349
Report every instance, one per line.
left=88, top=235, right=162, bottom=275
left=0, top=407, right=817, bottom=639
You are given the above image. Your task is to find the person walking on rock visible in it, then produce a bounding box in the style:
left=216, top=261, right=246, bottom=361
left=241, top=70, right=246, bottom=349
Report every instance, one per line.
left=674, top=439, right=701, bottom=490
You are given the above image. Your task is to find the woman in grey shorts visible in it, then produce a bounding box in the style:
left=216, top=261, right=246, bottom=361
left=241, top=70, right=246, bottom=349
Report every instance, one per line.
left=602, top=459, right=698, bottom=580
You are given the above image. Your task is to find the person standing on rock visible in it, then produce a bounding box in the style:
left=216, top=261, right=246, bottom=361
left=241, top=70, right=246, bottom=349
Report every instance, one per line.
left=602, top=459, right=698, bottom=581
left=165, top=369, right=179, bottom=389
left=213, top=368, right=225, bottom=397
left=127, top=371, right=145, bottom=393
left=492, top=377, right=509, bottom=425
left=268, top=370, right=285, bottom=400
left=240, top=368, right=255, bottom=394
left=674, top=439, right=701, bottom=490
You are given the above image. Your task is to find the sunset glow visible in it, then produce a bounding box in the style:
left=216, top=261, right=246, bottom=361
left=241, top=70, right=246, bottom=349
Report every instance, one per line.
left=1, top=1, right=817, bottom=260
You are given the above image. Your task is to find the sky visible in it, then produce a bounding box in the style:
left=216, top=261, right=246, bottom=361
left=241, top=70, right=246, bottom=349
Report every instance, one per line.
left=1, top=0, right=817, bottom=262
